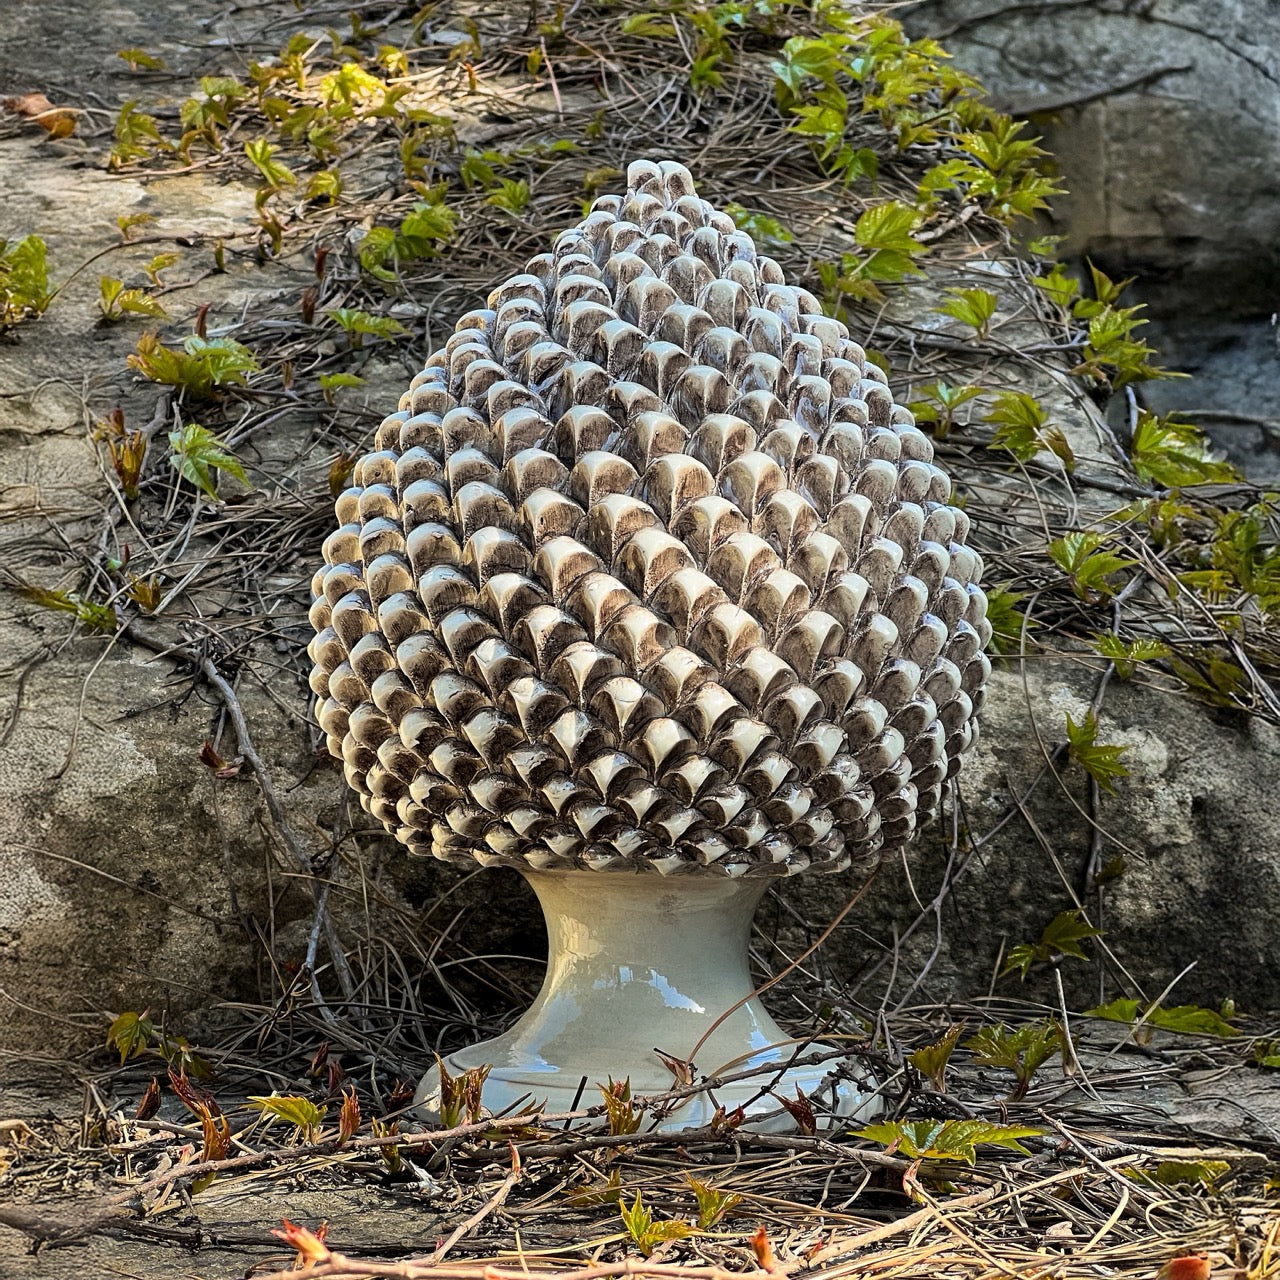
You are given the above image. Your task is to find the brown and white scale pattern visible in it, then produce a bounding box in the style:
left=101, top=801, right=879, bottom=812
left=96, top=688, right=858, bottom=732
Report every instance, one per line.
left=307, top=159, right=991, bottom=879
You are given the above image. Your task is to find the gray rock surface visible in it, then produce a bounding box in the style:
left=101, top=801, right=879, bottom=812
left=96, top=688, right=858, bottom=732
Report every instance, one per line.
left=902, top=0, right=1280, bottom=316
left=787, top=661, right=1280, bottom=1015
left=2, top=1, right=1278, bottom=1085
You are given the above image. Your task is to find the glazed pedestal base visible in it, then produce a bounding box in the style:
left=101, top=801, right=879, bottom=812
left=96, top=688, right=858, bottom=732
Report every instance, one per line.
left=414, top=871, right=879, bottom=1132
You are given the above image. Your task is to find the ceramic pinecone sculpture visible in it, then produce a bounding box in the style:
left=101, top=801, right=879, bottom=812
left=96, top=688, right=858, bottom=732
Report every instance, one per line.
left=308, top=159, right=991, bottom=882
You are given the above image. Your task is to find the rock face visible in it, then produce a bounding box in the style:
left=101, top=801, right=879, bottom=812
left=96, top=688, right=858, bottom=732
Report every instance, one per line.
left=784, top=661, right=1280, bottom=1013
left=3, top=13, right=1279, bottom=1073
left=903, top=0, right=1280, bottom=316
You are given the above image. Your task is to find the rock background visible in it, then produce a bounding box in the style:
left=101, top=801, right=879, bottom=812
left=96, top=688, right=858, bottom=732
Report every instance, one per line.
left=901, top=0, right=1280, bottom=481
left=902, top=0, right=1280, bottom=316
left=2, top=0, right=1279, bottom=1079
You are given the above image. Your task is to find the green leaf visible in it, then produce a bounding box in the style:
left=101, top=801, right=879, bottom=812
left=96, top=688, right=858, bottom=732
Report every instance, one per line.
left=1065, top=709, right=1130, bottom=795
left=913, top=381, right=984, bottom=413
left=1092, top=632, right=1172, bottom=679
left=305, top=168, right=343, bottom=203
left=143, top=252, right=179, bottom=286
left=117, top=47, right=166, bottom=71
left=185, top=335, right=258, bottom=385
left=1002, top=908, right=1102, bottom=979
left=907, top=381, right=984, bottom=439
left=1031, top=263, right=1079, bottom=307
left=98, top=276, right=166, bottom=321
left=1077, top=261, right=1130, bottom=313
left=599, top=1077, right=642, bottom=1136
left=1130, top=410, right=1237, bottom=488
left=854, top=200, right=927, bottom=257
left=460, top=149, right=500, bottom=189
left=771, top=36, right=841, bottom=93
left=397, top=199, right=457, bottom=250
left=14, top=582, right=118, bottom=632
left=248, top=1093, right=327, bottom=1141
left=319, top=372, right=364, bottom=392
left=0, top=234, right=51, bottom=329
left=965, top=1020, right=1063, bottom=1099
left=936, top=287, right=997, bottom=340
left=1128, top=1160, right=1230, bottom=1188
left=685, top=1176, right=740, bottom=1229
left=1168, top=650, right=1250, bottom=708
left=168, top=423, right=248, bottom=499
left=620, top=13, right=678, bottom=39
left=985, top=391, right=1074, bottom=472
left=319, top=62, right=386, bottom=111
left=723, top=203, right=793, bottom=245
left=1085, top=996, right=1242, bottom=1039
left=1084, top=997, right=1143, bottom=1025
left=106, top=1010, right=155, bottom=1064
left=324, top=308, right=409, bottom=345
left=320, top=371, right=364, bottom=404
left=855, top=1119, right=1043, bottom=1165
left=1147, top=1004, right=1241, bottom=1037
left=487, top=177, right=531, bottom=216
left=1072, top=302, right=1171, bottom=388
left=620, top=1191, right=691, bottom=1255
left=1252, top=1040, right=1280, bottom=1069
left=983, top=585, right=1035, bottom=656
left=690, top=53, right=726, bottom=92
left=244, top=139, right=295, bottom=189
left=129, top=333, right=258, bottom=398
left=110, top=100, right=169, bottom=167
left=908, top=1022, right=964, bottom=1092
left=918, top=158, right=981, bottom=199
left=1026, top=235, right=1064, bottom=258
left=1041, top=908, right=1103, bottom=960
left=360, top=199, right=457, bottom=280
left=1048, top=532, right=1135, bottom=603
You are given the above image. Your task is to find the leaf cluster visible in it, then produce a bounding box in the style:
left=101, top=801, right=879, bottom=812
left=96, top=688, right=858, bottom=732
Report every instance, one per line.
left=1065, top=709, right=1131, bottom=794
left=99, top=275, right=166, bottom=322
left=855, top=1118, right=1043, bottom=1164
left=105, top=1010, right=212, bottom=1077
left=14, top=581, right=117, bottom=633
left=982, top=585, right=1035, bottom=656
left=168, top=423, right=249, bottom=500
left=908, top=1021, right=964, bottom=1091
left=619, top=1191, right=692, bottom=1256
left=724, top=202, right=794, bottom=245
left=93, top=407, right=147, bottom=499
left=1085, top=997, right=1240, bottom=1039
left=600, top=1076, right=643, bottom=1136
left=325, top=307, right=410, bottom=345
left=906, top=380, right=982, bottom=438
left=129, top=332, right=260, bottom=398
left=248, top=1093, right=328, bottom=1143
left=1131, top=411, right=1236, bottom=489
left=936, top=287, right=997, bottom=340
left=685, top=1175, right=741, bottom=1228
left=817, top=201, right=928, bottom=309
left=359, top=196, right=458, bottom=281
left=985, top=391, right=1074, bottom=473
left=966, top=1020, right=1065, bottom=1100
left=0, top=234, right=50, bottom=332
left=1093, top=632, right=1172, bottom=679
left=435, top=1057, right=490, bottom=1128
left=1048, top=531, right=1135, bottom=603
left=1128, top=1160, right=1231, bottom=1189
left=110, top=101, right=170, bottom=167
left=1002, top=908, right=1102, bottom=980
